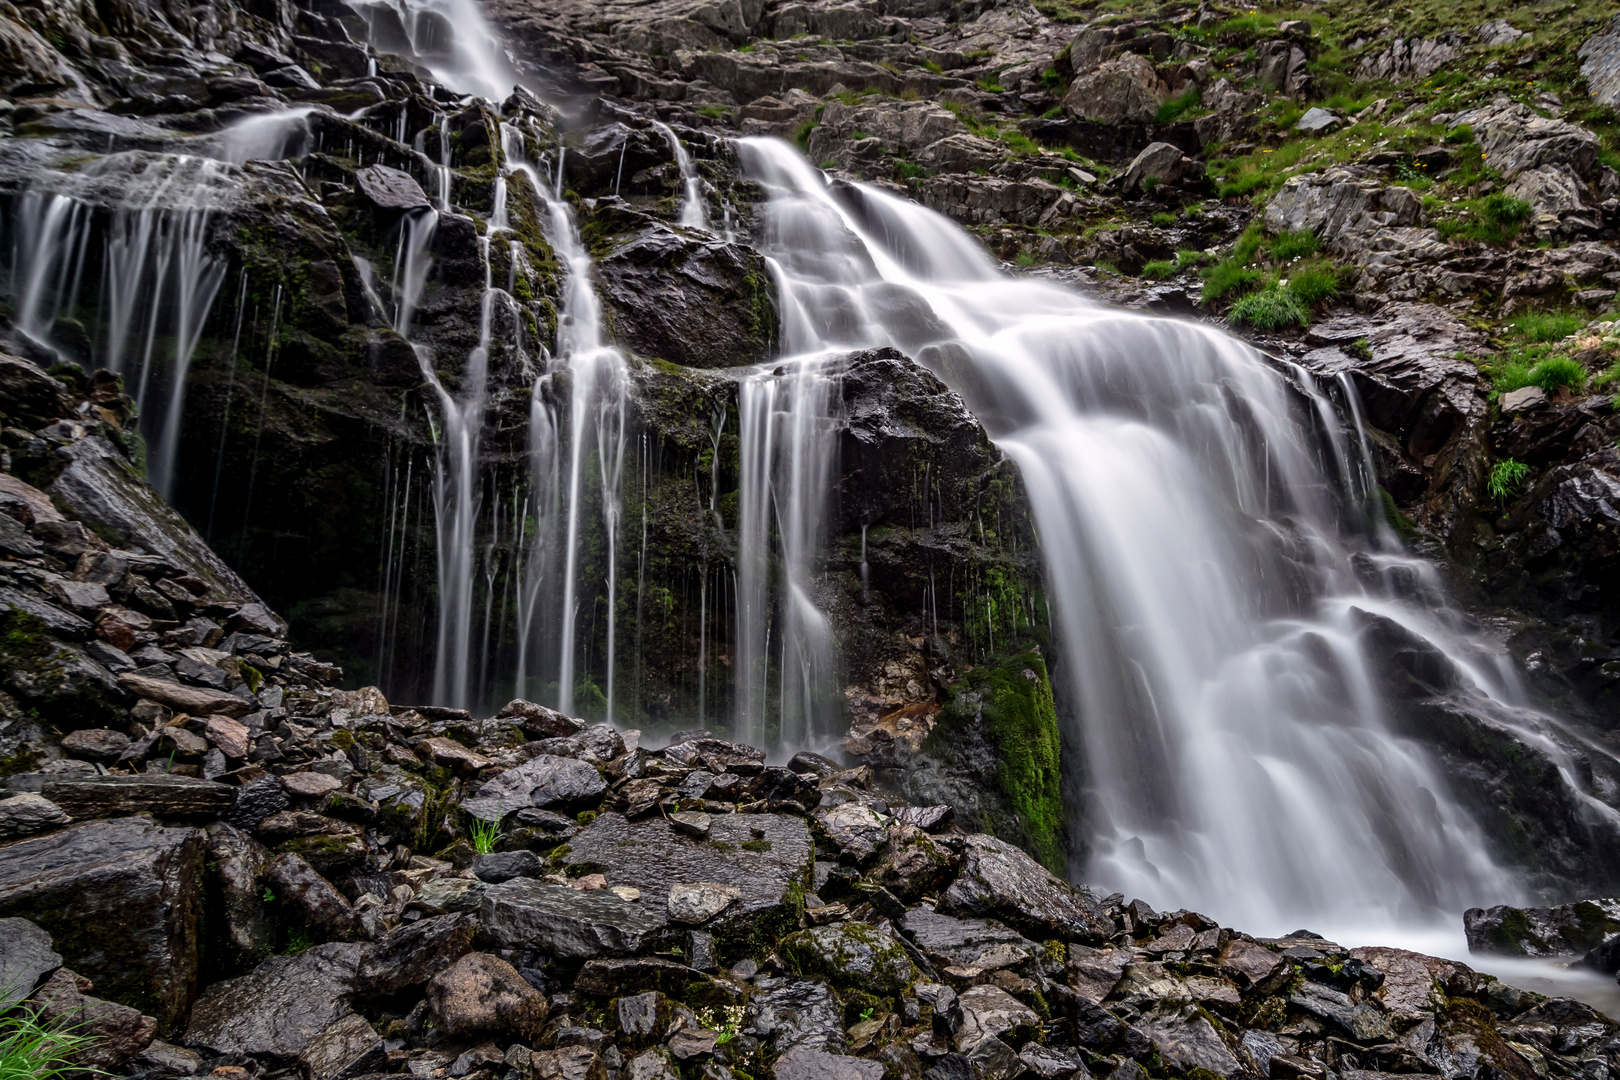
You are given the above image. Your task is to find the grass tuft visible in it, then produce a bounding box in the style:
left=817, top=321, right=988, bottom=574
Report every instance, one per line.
left=1511, top=311, right=1582, bottom=344
left=0, top=1009, right=102, bottom=1080
left=1269, top=229, right=1320, bottom=261
left=1488, top=458, right=1530, bottom=502
left=1230, top=286, right=1310, bottom=330
left=1286, top=261, right=1341, bottom=306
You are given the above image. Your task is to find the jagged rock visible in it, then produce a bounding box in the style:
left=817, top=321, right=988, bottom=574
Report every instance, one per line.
left=1580, top=15, right=1620, bottom=109
left=42, top=774, right=236, bottom=819
left=137, top=1039, right=204, bottom=1075
left=871, top=826, right=956, bottom=901
left=226, top=774, right=289, bottom=830
left=0, top=917, right=61, bottom=1008
left=901, top=907, right=1037, bottom=969
left=207, top=823, right=275, bottom=966
left=940, top=834, right=1111, bottom=942
left=1356, top=35, right=1461, bottom=82
left=816, top=801, right=889, bottom=862
left=60, top=727, right=130, bottom=761
left=775, top=1048, right=886, bottom=1080
left=481, top=881, right=665, bottom=957
left=596, top=225, right=778, bottom=370
left=1295, top=107, right=1341, bottom=134
left=1477, top=19, right=1527, bottom=47
left=0, top=817, right=202, bottom=1030
left=781, top=921, right=918, bottom=994
left=427, top=952, right=549, bottom=1042
left=1256, top=40, right=1308, bottom=95
left=1134, top=1006, right=1242, bottom=1076
left=461, top=753, right=607, bottom=821
left=1452, top=99, right=1601, bottom=181
left=0, top=354, right=74, bottom=427
left=1062, top=53, right=1162, bottom=125
left=499, top=699, right=588, bottom=738
left=745, top=979, right=847, bottom=1053
left=184, top=942, right=365, bottom=1059
left=953, top=985, right=1039, bottom=1052
left=356, top=912, right=477, bottom=996
left=297, top=1014, right=385, bottom=1080
left=30, top=967, right=158, bottom=1071
left=1263, top=168, right=1424, bottom=254
left=1118, top=142, right=1204, bottom=193
left=472, top=849, right=543, bottom=883
left=0, top=792, right=68, bottom=838
left=529, top=1045, right=607, bottom=1080
left=117, top=672, right=252, bottom=717
left=1019, top=1045, right=1086, bottom=1079
left=1464, top=898, right=1620, bottom=957
left=414, top=876, right=489, bottom=914
left=267, top=853, right=357, bottom=938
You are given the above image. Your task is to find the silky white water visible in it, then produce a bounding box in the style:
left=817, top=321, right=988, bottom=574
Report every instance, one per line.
left=734, top=136, right=1559, bottom=933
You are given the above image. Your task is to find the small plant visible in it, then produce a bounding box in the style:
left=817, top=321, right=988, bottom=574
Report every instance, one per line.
left=1151, top=212, right=1178, bottom=227
left=468, top=816, right=502, bottom=855
left=0, top=1008, right=102, bottom=1080
left=858, top=1007, right=876, bottom=1022
left=1201, top=260, right=1265, bottom=304
left=1229, top=286, right=1310, bottom=330
left=1141, top=259, right=1178, bottom=279
left=1269, top=229, right=1320, bottom=261
left=1174, top=248, right=1205, bottom=270
left=262, top=887, right=276, bottom=903
left=1156, top=87, right=1203, bottom=124
left=283, top=931, right=313, bottom=956
left=1015, top=250, right=1036, bottom=268
left=1488, top=458, right=1530, bottom=502
left=893, top=160, right=929, bottom=181
left=1346, top=337, right=1372, bottom=361
left=1511, top=311, right=1582, bottom=344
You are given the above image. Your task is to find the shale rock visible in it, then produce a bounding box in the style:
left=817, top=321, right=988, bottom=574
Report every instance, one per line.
left=940, top=834, right=1111, bottom=942
left=184, top=942, right=365, bottom=1060
left=0, top=917, right=61, bottom=1008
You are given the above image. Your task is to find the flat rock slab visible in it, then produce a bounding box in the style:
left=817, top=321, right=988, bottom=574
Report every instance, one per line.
left=355, top=163, right=431, bottom=211
left=0, top=916, right=61, bottom=1007
left=744, top=979, right=846, bottom=1054
left=184, top=942, right=365, bottom=1060
left=42, top=774, right=236, bottom=819
left=355, top=912, right=476, bottom=997
left=118, top=672, right=251, bottom=717
left=561, top=811, right=812, bottom=944
left=900, top=907, right=1038, bottom=969
left=0, top=816, right=203, bottom=1029
left=940, top=834, right=1112, bottom=943
left=575, top=957, right=717, bottom=998
left=480, top=881, right=665, bottom=958
left=462, top=754, right=607, bottom=821
left=773, top=1046, right=884, bottom=1080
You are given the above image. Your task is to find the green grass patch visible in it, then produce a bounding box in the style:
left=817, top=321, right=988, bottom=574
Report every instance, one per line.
left=1436, top=192, right=1530, bottom=246
left=1511, top=310, right=1582, bottom=344
left=1230, top=285, right=1310, bottom=330
left=1151, top=211, right=1178, bottom=227
left=893, top=160, right=929, bottom=181
left=1286, top=260, right=1341, bottom=305
left=1141, top=259, right=1178, bottom=279
left=1156, top=87, right=1203, bottom=124
left=1269, top=229, right=1320, bottom=261
left=0, top=1008, right=102, bottom=1080
left=1202, top=261, right=1266, bottom=304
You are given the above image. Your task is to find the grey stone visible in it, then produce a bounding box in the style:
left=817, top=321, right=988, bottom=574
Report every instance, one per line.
left=427, top=952, right=548, bottom=1042
left=462, top=753, right=607, bottom=821
left=0, top=916, right=61, bottom=1008
left=1295, top=107, right=1342, bottom=134
left=781, top=921, right=918, bottom=995
left=480, top=881, right=665, bottom=958
left=414, top=877, right=488, bottom=914
left=60, top=727, right=131, bottom=761
left=472, top=849, right=543, bottom=883
left=29, top=966, right=157, bottom=1070
left=1500, top=386, right=1548, bottom=414
left=354, top=164, right=431, bottom=212
left=744, top=979, right=846, bottom=1053
left=207, top=823, right=275, bottom=965
left=298, top=1014, right=384, bottom=1080
left=668, top=882, right=741, bottom=924
left=1119, top=142, right=1204, bottom=194
left=136, top=1040, right=204, bottom=1075
left=0, top=793, right=69, bottom=839
left=1264, top=169, right=1425, bottom=255
left=0, top=817, right=203, bottom=1030
left=1464, top=898, right=1620, bottom=957
left=267, top=854, right=357, bottom=938
left=953, top=985, right=1039, bottom=1052
left=1580, top=16, right=1620, bottom=109
left=356, top=912, right=477, bottom=996
left=184, top=942, right=365, bottom=1059
left=816, top=801, right=889, bottom=862
left=1062, top=53, right=1162, bottom=125
left=117, top=672, right=252, bottom=717
left=774, top=1048, right=885, bottom=1080
left=627, top=1048, right=683, bottom=1080
left=964, top=1037, right=1022, bottom=1080
left=1018, top=1044, right=1086, bottom=1079
left=669, top=811, right=711, bottom=838
left=900, top=908, right=1037, bottom=970
left=1134, top=1005, right=1243, bottom=1076
left=940, top=834, right=1112, bottom=942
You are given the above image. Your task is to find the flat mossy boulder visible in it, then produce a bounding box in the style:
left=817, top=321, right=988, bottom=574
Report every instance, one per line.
left=780, top=921, right=918, bottom=995
left=1463, top=898, right=1620, bottom=958
left=0, top=816, right=204, bottom=1031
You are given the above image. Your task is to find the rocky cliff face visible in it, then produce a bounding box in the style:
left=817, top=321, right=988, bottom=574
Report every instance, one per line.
left=5, top=0, right=1620, bottom=1012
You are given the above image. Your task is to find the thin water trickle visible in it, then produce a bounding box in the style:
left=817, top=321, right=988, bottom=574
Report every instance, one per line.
left=653, top=121, right=709, bottom=231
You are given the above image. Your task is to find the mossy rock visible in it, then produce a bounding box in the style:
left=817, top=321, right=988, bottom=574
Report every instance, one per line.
left=780, top=920, right=918, bottom=995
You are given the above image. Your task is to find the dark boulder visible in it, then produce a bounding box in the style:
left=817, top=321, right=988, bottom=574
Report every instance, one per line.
left=41, top=774, right=236, bottom=819
left=940, top=834, right=1112, bottom=943
left=355, top=912, right=477, bottom=997
left=30, top=967, right=158, bottom=1071
left=0, top=916, right=61, bottom=1008
left=0, top=817, right=203, bottom=1030
left=183, top=942, right=365, bottom=1060
left=426, top=952, right=549, bottom=1042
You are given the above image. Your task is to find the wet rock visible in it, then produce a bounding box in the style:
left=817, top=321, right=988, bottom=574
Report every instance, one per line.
left=354, top=164, right=432, bottom=212
left=940, top=834, right=1111, bottom=942
left=627, top=1047, right=682, bottom=1080
left=901, top=908, right=1037, bottom=970
left=226, top=774, right=290, bottom=830
left=575, top=956, right=715, bottom=998
left=953, top=985, right=1039, bottom=1052
left=1264, top=168, right=1424, bottom=254
left=1062, top=53, right=1162, bottom=125
left=816, top=801, right=889, bottom=863
left=356, top=912, right=477, bottom=996
left=297, top=1014, right=385, bottom=1080
left=117, top=672, right=252, bottom=717
left=1463, top=898, right=1620, bottom=957
left=42, top=774, right=236, bottom=819
left=60, top=727, right=130, bottom=761
left=418, top=736, right=495, bottom=772
left=267, top=853, right=358, bottom=939
left=560, top=810, right=813, bottom=945
left=669, top=810, right=711, bottom=838
left=207, top=823, right=275, bottom=967
left=1287, top=980, right=1389, bottom=1041
left=427, top=952, right=549, bottom=1042
left=1500, top=386, right=1548, bottom=414
left=0, top=792, right=68, bottom=838
left=1019, top=1045, right=1087, bottom=1079
left=283, top=772, right=343, bottom=799
left=872, top=827, right=956, bottom=901
left=614, top=989, right=672, bottom=1049
left=0, top=354, right=74, bottom=427
left=596, top=226, right=778, bottom=370
left=0, top=817, right=202, bottom=1029
left=781, top=921, right=918, bottom=994
left=480, top=880, right=665, bottom=958
left=1134, top=1005, right=1242, bottom=1076
left=1215, top=938, right=1285, bottom=989
left=668, top=882, right=741, bottom=924
left=414, top=876, right=489, bottom=914
left=462, top=753, right=607, bottom=820
left=744, top=979, right=847, bottom=1053
left=1451, top=99, right=1601, bottom=181
left=30, top=967, right=158, bottom=1071
left=774, top=1047, right=886, bottom=1080
left=499, top=699, right=588, bottom=738
left=0, top=917, right=61, bottom=1008
left=184, top=942, right=365, bottom=1060
left=136, top=1039, right=204, bottom=1075
left=530, top=1045, right=608, bottom=1080
left=472, top=849, right=543, bottom=883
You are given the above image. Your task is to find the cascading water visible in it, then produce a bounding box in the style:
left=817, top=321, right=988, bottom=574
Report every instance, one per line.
left=653, top=122, right=710, bottom=232
left=733, top=136, right=1552, bottom=934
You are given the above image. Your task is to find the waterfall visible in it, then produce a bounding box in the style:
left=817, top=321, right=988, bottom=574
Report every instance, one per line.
left=343, top=0, right=518, bottom=104
left=734, top=136, right=1540, bottom=933
left=653, top=121, right=710, bottom=232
